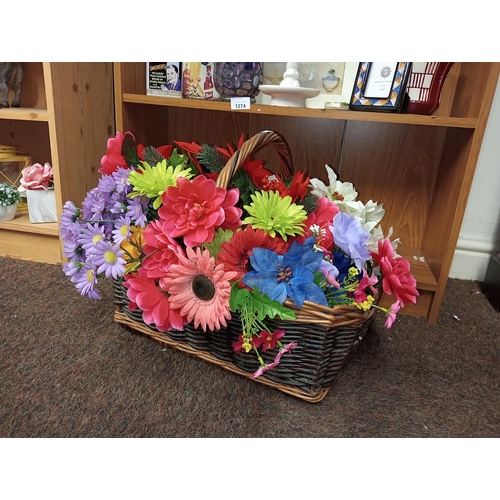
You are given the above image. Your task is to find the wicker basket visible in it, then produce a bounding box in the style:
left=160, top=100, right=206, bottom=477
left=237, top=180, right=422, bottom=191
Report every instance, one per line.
left=113, top=130, right=377, bottom=403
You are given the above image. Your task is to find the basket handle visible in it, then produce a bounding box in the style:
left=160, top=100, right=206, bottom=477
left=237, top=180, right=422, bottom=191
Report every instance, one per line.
left=215, top=130, right=293, bottom=189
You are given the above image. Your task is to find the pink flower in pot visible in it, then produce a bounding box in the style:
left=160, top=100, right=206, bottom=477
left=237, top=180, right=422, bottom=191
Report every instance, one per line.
left=18, top=162, right=54, bottom=191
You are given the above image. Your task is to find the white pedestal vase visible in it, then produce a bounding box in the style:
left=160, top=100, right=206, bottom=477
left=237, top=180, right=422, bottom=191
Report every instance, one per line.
left=0, top=203, right=18, bottom=222
left=26, top=189, right=57, bottom=223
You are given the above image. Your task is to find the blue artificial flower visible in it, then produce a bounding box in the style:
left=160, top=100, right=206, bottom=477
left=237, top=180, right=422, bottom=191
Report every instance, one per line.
left=331, top=249, right=352, bottom=285
left=243, top=236, right=328, bottom=307
left=330, top=211, right=371, bottom=271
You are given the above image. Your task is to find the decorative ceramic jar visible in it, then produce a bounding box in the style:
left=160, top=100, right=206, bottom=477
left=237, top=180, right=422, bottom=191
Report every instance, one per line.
left=322, top=69, right=340, bottom=92
left=0, top=203, right=18, bottom=222
left=214, top=63, right=263, bottom=102
left=26, top=188, right=57, bottom=223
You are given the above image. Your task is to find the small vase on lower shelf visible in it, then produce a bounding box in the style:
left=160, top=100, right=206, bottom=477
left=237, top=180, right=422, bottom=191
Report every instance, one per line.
left=26, top=189, right=57, bottom=223
left=0, top=203, right=18, bottom=222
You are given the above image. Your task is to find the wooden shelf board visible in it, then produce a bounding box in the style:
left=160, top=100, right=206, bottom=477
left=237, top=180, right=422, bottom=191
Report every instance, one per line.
left=397, top=247, right=438, bottom=292
left=0, top=107, right=49, bottom=122
left=0, top=226, right=61, bottom=264
left=122, top=93, right=478, bottom=129
left=0, top=212, right=58, bottom=236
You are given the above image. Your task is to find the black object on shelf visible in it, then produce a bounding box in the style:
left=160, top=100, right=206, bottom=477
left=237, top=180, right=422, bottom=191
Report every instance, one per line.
left=482, top=251, right=500, bottom=311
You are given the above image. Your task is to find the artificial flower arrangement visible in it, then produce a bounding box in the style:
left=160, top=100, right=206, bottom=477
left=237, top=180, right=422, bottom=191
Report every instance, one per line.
left=60, top=131, right=418, bottom=378
left=18, top=162, right=54, bottom=192
left=0, top=182, right=21, bottom=207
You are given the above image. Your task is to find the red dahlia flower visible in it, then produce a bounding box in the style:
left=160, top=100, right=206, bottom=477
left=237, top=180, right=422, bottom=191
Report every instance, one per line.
left=158, top=175, right=242, bottom=247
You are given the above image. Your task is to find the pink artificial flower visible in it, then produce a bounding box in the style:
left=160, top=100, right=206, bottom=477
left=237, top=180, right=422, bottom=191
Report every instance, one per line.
left=99, top=131, right=131, bottom=175
left=141, top=219, right=185, bottom=279
left=354, top=268, right=379, bottom=303
left=158, top=175, right=242, bottom=247
left=385, top=300, right=402, bottom=328
left=252, top=341, right=298, bottom=378
left=161, top=247, right=237, bottom=332
left=18, top=162, right=53, bottom=191
left=319, top=260, right=341, bottom=288
left=123, top=268, right=185, bottom=332
left=252, top=360, right=280, bottom=378
left=371, top=238, right=419, bottom=306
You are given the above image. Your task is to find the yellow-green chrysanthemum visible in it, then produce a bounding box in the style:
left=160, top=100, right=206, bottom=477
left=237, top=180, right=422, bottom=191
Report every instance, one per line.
left=127, top=159, right=194, bottom=210
left=242, top=190, right=307, bottom=241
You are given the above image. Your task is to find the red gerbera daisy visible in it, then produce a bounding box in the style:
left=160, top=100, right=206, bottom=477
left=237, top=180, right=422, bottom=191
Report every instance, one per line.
left=123, top=268, right=185, bottom=332
left=218, top=225, right=290, bottom=281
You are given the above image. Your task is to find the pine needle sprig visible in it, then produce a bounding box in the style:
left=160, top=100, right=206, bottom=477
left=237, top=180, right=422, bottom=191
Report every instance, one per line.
left=301, top=194, right=319, bottom=215
left=197, top=144, right=226, bottom=173
left=142, top=145, right=166, bottom=166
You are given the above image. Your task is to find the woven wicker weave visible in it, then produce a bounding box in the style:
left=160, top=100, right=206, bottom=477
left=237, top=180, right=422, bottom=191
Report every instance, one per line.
left=113, top=130, right=376, bottom=403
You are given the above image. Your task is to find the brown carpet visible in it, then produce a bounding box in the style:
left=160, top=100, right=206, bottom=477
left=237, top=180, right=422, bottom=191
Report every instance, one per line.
left=1, top=256, right=499, bottom=438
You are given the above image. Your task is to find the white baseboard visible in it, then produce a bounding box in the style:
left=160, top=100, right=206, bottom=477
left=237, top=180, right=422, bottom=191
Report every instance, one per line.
left=449, top=236, right=499, bottom=281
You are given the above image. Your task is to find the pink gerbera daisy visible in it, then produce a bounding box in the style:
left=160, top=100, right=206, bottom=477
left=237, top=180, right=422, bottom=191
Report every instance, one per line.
left=161, top=247, right=238, bottom=332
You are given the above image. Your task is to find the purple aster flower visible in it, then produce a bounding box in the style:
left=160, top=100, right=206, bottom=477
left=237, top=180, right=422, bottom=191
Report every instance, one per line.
left=112, top=167, right=132, bottom=194
left=60, top=201, right=80, bottom=233
left=92, top=239, right=126, bottom=279
left=97, top=174, right=116, bottom=194
left=112, top=216, right=132, bottom=244
left=109, top=193, right=127, bottom=215
left=62, top=260, right=82, bottom=278
left=126, top=196, right=149, bottom=227
left=62, top=237, right=85, bottom=262
left=78, top=222, right=107, bottom=254
left=71, top=262, right=101, bottom=300
left=243, top=236, right=328, bottom=307
left=81, top=187, right=106, bottom=221
left=330, top=211, right=371, bottom=271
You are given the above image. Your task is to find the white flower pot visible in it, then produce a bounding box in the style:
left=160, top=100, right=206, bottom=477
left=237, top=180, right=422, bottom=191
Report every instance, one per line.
left=26, top=189, right=57, bottom=223
left=0, top=203, right=18, bottom=222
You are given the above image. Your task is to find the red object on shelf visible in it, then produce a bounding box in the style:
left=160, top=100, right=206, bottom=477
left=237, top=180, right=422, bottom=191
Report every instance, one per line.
left=407, top=62, right=453, bottom=115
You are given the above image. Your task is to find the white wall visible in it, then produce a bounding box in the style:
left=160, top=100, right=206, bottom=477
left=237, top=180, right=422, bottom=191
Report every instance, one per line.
left=449, top=74, right=500, bottom=281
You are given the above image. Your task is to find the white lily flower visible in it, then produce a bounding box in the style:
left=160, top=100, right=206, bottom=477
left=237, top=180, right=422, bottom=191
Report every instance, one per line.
left=309, top=165, right=358, bottom=209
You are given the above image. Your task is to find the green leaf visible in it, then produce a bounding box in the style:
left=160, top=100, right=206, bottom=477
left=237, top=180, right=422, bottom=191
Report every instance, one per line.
left=231, top=169, right=254, bottom=207
left=230, top=284, right=296, bottom=321
left=121, top=132, right=140, bottom=168
left=204, top=228, right=234, bottom=257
